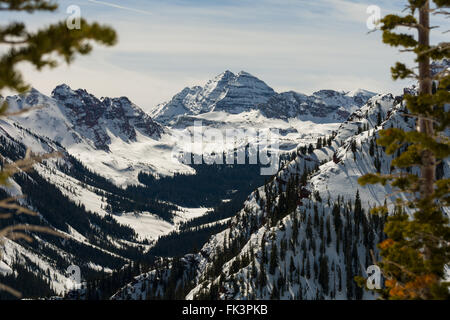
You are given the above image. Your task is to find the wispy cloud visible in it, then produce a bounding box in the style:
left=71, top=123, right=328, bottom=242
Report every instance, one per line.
left=86, top=0, right=152, bottom=15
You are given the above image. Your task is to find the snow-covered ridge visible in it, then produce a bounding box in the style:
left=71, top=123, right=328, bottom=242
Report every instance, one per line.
left=258, top=89, right=376, bottom=121
left=182, top=94, right=413, bottom=300
left=112, top=92, right=443, bottom=300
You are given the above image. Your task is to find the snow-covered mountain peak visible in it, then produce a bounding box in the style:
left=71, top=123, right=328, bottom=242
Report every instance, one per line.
left=346, top=88, right=377, bottom=98
left=5, top=84, right=165, bottom=161
left=48, top=85, right=165, bottom=148
left=312, top=89, right=345, bottom=98
left=51, top=83, right=72, bottom=95
left=216, top=69, right=235, bottom=80
left=150, top=71, right=378, bottom=133
left=150, top=70, right=276, bottom=124
left=311, top=89, right=376, bottom=109
left=51, top=84, right=95, bottom=104
left=236, top=70, right=252, bottom=76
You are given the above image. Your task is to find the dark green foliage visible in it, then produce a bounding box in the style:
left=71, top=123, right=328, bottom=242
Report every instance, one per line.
left=148, top=223, right=227, bottom=258
left=137, top=161, right=265, bottom=208
left=0, top=1, right=117, bottom=93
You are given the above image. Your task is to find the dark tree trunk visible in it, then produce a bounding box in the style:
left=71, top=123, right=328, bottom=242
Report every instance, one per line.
left=418, top=1, right=436, bottom=199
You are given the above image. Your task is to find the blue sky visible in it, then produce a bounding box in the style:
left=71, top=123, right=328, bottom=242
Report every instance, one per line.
left=6, top=0, right=447, bottom=110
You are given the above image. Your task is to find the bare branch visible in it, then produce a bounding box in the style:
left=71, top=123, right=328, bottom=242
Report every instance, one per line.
left=432, top=10, right=450, bottom=16
left=0, top=38, right=28, bottom=45
left=370, top=250, right=378, bottom=266
left=382, top=259, right=419, bottom=278
left=6, top=232, right=33, bottom=242
left=1, top=105, right=43, bottom=117
left=417, top=42, right=450, bottom=57
left=1, top=151, right=62, bottom=177
left=0, top=196, right=38, bottom=217
left=0, top=283, right=22, bottom=298
left=402, top=113, right=441, bottom=125
left=396, top=22, right=426, bottom=31
left=0, top=224, right=67, bottom=240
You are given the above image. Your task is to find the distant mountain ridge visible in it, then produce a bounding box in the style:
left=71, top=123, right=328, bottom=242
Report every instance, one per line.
left=259, top=89, right=376, bottom=121
left=150, top=70, right=376, bottom=124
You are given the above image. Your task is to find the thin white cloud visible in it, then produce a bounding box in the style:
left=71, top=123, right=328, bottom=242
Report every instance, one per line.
left=86, top=0, right=152, bottom=15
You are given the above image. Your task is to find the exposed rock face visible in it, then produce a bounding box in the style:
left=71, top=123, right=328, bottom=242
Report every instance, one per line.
left=212, top=71, right=276, bottom=113
left=258, top=89, right=377, bottom=121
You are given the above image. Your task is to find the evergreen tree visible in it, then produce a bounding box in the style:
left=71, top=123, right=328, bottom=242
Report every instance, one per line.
left=358, top=0, right=450, bottom=299
left=289, top=256, right=296, bottom=273
left=369, top=138, right=375, bottom=156
left=319, top=255, right=329, bottom=295
left=316, top=137, right=322, bottom=149
left=377, top=112, right=382, bottom=126
left=269, top=242, right=278, bottom=275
